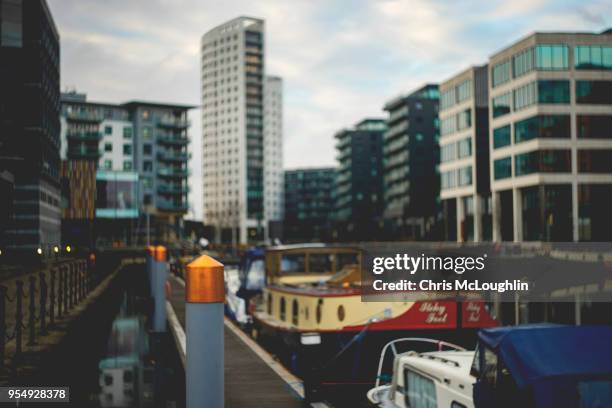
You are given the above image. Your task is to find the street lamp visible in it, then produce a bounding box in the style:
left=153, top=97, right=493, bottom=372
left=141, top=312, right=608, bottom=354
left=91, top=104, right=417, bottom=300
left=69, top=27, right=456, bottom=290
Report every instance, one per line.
left=66, top=245, right=72, bottom=253
left=37, top=248, right=43, bottom=256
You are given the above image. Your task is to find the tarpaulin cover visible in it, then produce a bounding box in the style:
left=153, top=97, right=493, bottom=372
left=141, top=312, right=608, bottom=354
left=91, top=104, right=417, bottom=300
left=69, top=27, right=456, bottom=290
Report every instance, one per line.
left=478, top=324, right=612, bottom=389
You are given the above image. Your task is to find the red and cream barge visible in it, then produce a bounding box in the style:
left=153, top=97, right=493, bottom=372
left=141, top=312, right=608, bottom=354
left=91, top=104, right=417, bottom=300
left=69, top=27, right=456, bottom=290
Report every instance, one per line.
left=250, top=244, right=498, bottom=399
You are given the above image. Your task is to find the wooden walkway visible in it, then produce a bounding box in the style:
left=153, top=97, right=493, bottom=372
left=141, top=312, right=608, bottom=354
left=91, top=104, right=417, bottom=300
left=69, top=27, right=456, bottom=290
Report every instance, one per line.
left=166, top=276, right=307, bottom=408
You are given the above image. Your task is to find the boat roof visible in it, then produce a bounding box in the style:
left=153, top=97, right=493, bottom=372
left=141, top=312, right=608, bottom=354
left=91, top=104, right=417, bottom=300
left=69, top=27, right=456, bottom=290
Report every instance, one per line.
left=400, top=350, right=475, bottom=393
left=266, top=243, right=362, bottom=253
left=268, top=284, right=361, bottom=297
left=478, top=324, right=612, bottom=388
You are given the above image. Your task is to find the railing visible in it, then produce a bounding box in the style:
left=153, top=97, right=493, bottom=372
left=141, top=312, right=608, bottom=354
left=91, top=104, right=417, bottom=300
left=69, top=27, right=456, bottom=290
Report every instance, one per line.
left=157, top=117, right=190, bottom=128
left=67, top=148, right=101, bottom=159
left=65, top=111, right=103, bottom=122
left=158, top=184, right=190, bottom=194
left=157, top=135, right=189, bottom=145
left=157, top=151, right=189, bottom=162
left=0, top=259, right=93, bottom=375
left=66, top=131, right=102, bottom=141
left=157, top=168, right=190, bottom=178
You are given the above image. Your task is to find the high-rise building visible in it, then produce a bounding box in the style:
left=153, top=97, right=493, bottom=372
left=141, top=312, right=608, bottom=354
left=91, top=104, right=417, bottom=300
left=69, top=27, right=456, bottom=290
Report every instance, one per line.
left=264, top=76, right=284, bottom=240
left=0, top=0, right=61, bottom=255
left=439, top=67, right=491, bottom=242
left=333, top=119, right=386, bottom=241
left=488, top=30, right=612, bottom=242
left=60, top=92, right=193, bottom=246
left=201, top=17, right=283, bottom=244
left=284, top=168, right=336, bottom=243
left=382, top=84, right=440, bottom=240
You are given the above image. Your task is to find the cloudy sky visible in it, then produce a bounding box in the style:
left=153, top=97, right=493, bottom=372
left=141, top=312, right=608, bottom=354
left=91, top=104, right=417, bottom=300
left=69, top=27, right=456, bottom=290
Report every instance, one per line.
left=47, top=0, right=611, bottom=221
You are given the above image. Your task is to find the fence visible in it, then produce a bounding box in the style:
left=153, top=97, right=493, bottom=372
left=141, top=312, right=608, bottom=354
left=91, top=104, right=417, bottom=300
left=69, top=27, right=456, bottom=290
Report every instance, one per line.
left=0, top=259, right=92, bottom=375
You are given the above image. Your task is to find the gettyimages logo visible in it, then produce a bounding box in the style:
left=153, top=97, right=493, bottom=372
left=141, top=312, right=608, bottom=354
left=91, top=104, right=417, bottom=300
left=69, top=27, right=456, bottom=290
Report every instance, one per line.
left=372, top=253, right=488, bottom=275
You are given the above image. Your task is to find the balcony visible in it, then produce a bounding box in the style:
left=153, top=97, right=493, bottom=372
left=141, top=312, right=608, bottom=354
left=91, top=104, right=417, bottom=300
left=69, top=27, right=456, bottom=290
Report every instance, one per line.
left=67, top=147, right=101, bottom=160
left=158, top=184, right=189, bottom=194
left=157, top=116, right=190, bottom=129
left=65, top=111, right=103, bottom=123
left=66, top=131, right=102, bottom=141
left=157, top=167, right=189, bottom=178
left=157, top=134, right=189, bottom=146
left=157, top=150, right=189, bottom=163
left=157, top=198, right=188, bottom=212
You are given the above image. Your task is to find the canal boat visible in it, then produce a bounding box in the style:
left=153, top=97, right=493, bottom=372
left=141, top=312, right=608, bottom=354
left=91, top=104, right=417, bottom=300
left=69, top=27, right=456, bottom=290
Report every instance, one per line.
left=250, top=244, right=498, bottom=400
left=472, top=324, right=612, bottom=408
left=367, top=338, right=475, bottom=408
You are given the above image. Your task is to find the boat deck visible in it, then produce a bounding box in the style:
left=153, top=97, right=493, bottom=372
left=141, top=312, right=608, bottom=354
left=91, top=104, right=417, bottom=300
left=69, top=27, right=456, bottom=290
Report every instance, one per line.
left=167, top=276, right=308, bottom=408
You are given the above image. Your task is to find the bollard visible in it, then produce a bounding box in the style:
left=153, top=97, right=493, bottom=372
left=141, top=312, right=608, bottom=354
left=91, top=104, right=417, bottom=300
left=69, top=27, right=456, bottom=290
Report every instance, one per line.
left=27, top=276, right=36, bottom=346
left=14, top=280, right=23, bottom=359
left=152, top=246, right=168, bottom=332
left=39, top=272, right=47, bottom=335
left=49, top=268, right=56, bottom=327
left=185, top=255, right=225, bottom=408
left=146, top=246, right=155, bottom=296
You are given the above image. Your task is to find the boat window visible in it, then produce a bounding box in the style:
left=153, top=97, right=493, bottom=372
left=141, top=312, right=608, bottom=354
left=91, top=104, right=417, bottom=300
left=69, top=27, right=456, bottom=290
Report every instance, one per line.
left=280, top=297, right=286, bottom=321
left=304, top=307, right=309, bottom=321
left=337, top=305, right=345, bottom=322
left=267, top=293, right=272, bottom=315
left=578, top=380, right=612, bottom=407
left=316, top=299, right=323, bottom=324
left=309, top=254, right=332, bottom=272
left=404, top=369, right=437, bottom=408
left=281, top=254, right=305, bottom=273
left=337, top=253, right=360, bottom=270
left=292, top=300, right=299, bottom=325
left=482, top=347, right=498, bottom=386
left=451, top=402, right=467, bottom=408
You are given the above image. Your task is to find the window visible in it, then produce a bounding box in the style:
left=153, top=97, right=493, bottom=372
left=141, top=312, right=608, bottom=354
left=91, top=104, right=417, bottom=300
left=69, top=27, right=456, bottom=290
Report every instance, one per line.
left=123, top=161, right=132, bottom=171
left=103, top=160, right=113, bottom=170
left=494, top=157, right=512, bottom=180
left=576, top=80, right=612, bottom=105
left=575, top=45, right=612, bottom=70
left=492, top=60, right=511, bottom=87
left=492, top=92, right=512, bottom=118
left=577, top=115, right=612, bottom=139
left=142, top=110, right=150, bottom=120
left=441, top=170, right=457, bottom=190
left=493, top=125, right=511, bottom=148
left=143, top=161, right=152, bottom=172
left=535, top=44, right=568, bottom=70
left=104, top=126, right=112, bottom=135
left=440, top=116, right=457, bottom=136
left=142, top=127, right=152, bottom=140
left=514, top=82, right=536, bottom=111
left=441, top=143, right=457, bottom=163
left=456, top=80, right=472, bottom=103
left=142, top=177, right=152, bottom=189
left=515, top=115, right=571, bottom=143
left=451, top=402, right=467, bottom=408
left=457, top=138, right=471, bottom=158
left=404, top=369, right=437, bottom=408
left=513, top=47, right=535, bottom=77
left=104, top=143, right=113, bottom=152
left=143, top=144, right=152, bottom=155
left=292, top=300, right=298, bottom=325
left=123, top=144, right=132, bottom=155
left=515, top=150, right=571, bottom=176
left=440, top=88, right=456, bottom=110
left=578, top=150, right=612, bottom=173
left=457, top=109, right=471, bottom=130
left=538, top=80, right=570, bottom=104
left=143, top=194, right=152, bottom=205
left=280, top=297, right=286, bottom=321
left=1, top=0, right=22, bottom=47
left=123, top=127, right=132, bottom=139
left=458, top=166, right=472, bottom=186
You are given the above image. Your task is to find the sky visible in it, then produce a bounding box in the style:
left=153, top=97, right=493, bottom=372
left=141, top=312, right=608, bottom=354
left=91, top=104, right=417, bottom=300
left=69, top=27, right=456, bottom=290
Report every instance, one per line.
left=47, top=0, right=611, bottom=221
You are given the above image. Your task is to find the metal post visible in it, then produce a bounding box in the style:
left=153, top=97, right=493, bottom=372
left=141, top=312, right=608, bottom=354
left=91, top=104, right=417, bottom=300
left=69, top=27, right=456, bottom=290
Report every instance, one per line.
left=62, top=265, right=68, bottom=313
left=49, top=268, right=56, bottom=327
left=39, top=272, right=47, bottom=335
left=186, top=255, right=225, bottom=408
left=146, top=246, right=155, bottom=296
left=27, top=276, right=36, bottom=346
left=0, top=285, right=7, bottom=369
left=152, top=246, right=168, bottom=332
left=14, top=280, right=23, bottom=358
left=57, top=267, right=63, bottom=318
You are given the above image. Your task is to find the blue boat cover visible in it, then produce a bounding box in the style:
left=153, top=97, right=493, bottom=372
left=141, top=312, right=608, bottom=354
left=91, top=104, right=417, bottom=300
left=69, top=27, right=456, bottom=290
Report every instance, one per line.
left=478, top=324, right=612, bottom=389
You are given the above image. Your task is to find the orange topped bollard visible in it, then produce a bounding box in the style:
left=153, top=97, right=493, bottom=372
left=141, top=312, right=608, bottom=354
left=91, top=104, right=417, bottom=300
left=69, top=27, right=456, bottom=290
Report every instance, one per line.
left=185, top=255, right=225, bottom=408
left=152, top=246, right=168, bottom=333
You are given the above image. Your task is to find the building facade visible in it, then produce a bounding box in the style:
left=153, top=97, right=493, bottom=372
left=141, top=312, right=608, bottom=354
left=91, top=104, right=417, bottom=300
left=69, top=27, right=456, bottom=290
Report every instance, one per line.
left=284, top=168, right=336, bottom=243
left=201, top=17, right=283, bottom=244
left=60, top=92, right=192, bottom=246
left=0, top=0, right=61, bottom=255
left=383, top=84, right=440, bottom=240
left=264, top=76, right=284, bottom=240
left=334, top=119, right=386, bottom=241
left=439, top=67, right=491, bottom=242
left=488, top=30, right=612, bottom=242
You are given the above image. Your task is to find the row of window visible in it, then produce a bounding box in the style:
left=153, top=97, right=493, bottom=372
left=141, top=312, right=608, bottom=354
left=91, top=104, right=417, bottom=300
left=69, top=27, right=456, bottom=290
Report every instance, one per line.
left=494, top=149, right=612, bottom=179
left=440, top=79, right=472, bottom=110
left=492, top=44, right=612, bottom=88
left=441, top=137, right=472, bottom=163
left=441, top=166, right=473, bottom=189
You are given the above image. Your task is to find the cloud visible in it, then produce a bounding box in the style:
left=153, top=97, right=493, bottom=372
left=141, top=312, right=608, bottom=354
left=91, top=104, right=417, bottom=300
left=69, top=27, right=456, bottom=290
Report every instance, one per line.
left=47, top=0, right=611, bottom=221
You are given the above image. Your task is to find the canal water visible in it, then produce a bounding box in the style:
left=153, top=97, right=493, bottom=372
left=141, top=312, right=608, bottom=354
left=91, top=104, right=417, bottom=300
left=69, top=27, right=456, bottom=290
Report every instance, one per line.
left=26, top=263, right=185, bottom=407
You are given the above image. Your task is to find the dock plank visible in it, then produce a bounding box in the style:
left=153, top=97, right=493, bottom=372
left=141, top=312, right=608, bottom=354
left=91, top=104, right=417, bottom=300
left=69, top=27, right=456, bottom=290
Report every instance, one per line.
left=167, top=277, right=306, bottom=407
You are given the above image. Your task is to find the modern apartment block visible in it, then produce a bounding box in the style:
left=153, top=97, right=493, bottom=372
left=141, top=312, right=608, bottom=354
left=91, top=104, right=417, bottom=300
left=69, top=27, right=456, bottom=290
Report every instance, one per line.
left=333, top=119, right=386, bottom=241
left=488, top=30, right=612, bottom=242
left=284, top=168, right=336, bottom=243
left=439, top=67, right=491, bottom=242
left=0, top=0, right=61, bottom=255
left=60, top=92, right=193, bottom=245
left=264, top=76, right=284, bottom=240
left=382, top=84, right=440, bottom=240
left=201, top=17, right=283, bottom=244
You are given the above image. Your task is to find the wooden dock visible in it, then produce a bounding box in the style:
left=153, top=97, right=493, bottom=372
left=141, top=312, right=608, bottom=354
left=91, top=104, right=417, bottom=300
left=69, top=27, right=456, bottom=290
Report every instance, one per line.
left=166, top=275, right=308, bottom=408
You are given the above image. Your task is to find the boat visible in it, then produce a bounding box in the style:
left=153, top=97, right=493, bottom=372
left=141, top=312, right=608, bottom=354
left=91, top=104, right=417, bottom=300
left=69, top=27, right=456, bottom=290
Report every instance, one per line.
left=250, top=244, right=498, bottom=402
left=225, top=247, right=266, bottom=325
left=472, top=324, right=612, bottom=408
left=367, top=338, right=475, bottom=408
